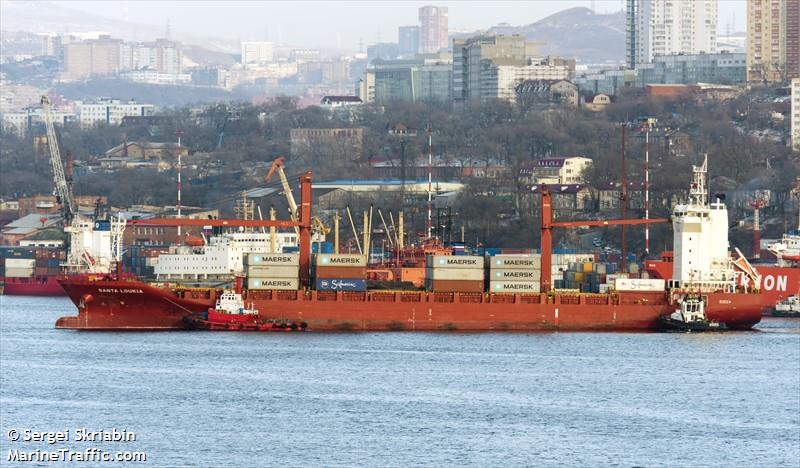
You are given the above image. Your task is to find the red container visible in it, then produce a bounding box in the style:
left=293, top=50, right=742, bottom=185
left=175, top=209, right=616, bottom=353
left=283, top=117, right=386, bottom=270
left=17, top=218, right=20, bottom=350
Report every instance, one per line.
left=315, top=266, right=367, bottom=279
left=425, top=279, right=484, bottom=293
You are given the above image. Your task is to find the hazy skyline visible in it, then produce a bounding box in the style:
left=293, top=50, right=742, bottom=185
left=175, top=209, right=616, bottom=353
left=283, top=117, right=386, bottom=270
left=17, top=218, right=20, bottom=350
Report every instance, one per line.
left=52, top=0, right=747, bottom=50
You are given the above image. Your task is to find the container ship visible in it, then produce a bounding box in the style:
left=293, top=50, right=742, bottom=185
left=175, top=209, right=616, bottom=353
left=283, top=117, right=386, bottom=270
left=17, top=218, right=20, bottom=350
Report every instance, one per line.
left=56, top=159, right=763, bottom=331
left=1, top=246, right=67, bottom=295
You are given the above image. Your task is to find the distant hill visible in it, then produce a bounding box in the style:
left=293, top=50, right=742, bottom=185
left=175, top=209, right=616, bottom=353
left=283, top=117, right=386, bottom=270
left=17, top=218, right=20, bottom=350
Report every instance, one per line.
left=487, top=7, right=625, bottom=63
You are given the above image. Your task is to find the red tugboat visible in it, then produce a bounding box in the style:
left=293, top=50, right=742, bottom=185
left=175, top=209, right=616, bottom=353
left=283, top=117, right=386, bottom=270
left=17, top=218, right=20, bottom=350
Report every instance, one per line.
left=182, top=278, right=307, bottom=331
left=56, top=163, right=763, bottom=332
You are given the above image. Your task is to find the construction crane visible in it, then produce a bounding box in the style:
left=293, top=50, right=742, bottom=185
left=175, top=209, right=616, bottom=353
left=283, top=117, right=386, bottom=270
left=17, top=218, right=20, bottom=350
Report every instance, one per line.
left=41, top=95, right=76, bottom=221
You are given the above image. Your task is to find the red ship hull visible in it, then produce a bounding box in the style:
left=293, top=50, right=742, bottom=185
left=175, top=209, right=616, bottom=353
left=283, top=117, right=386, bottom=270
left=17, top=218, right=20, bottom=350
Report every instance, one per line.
left=55, top=277, right=762, bottom=332
left=1, top=275, right=66, bottom=296
left=646, top=261, right=800, bottom=314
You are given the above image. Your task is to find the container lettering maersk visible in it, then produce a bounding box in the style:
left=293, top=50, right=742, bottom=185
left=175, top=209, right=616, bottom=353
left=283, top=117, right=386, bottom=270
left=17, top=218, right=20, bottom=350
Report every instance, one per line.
left=490, top=281, right=541, bottom=293
left=247, top=277, right=299, bottom=290
left=491, top=269, right=541, bottom=281
left=246, top=265, right=299, bottom=278
left=315, top=254, right=368, bottom=267
left=490, top=255, right=541, bottom=269
left=426, top=255, right=484, bottom=269
left=425, top=267, right=484, bottom=281
left=245, top=253, right=300, bottom=266
left=614, top=278, right=666, bottom=292
left=315, top=278, right=367, bottom=291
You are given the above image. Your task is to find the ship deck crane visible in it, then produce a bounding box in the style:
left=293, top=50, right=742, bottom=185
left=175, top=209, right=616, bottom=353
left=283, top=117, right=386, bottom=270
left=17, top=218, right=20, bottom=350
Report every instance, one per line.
left=539, top=186, right=669, bottom=292
left=265, top=157, right=329, bottom=240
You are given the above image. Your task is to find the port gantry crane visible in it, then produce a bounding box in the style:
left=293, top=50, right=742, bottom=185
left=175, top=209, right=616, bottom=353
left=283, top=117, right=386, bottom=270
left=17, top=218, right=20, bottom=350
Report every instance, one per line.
left=41, top=95, right=126, bottom=272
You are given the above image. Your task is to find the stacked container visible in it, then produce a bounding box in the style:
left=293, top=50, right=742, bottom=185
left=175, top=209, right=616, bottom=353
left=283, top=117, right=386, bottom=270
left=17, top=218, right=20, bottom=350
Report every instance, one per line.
left=314, top=254, right=367, bottom=291
left=246, top=253, right=300, bottom=290
left=1, top=248, right=36, bottom=278
left=488, top=255, right=541, bottom=293
left=425, top=255, right=484, bottom=293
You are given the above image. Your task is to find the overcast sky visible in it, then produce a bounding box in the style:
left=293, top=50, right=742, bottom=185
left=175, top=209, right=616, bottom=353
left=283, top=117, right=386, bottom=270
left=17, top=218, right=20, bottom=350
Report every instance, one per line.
left=59, top=0, right=747, bottom=49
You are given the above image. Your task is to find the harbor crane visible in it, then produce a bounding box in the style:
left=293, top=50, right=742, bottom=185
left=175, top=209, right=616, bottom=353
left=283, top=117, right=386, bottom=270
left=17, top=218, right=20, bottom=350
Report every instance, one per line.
left=41, top=95, right=76, bottom=221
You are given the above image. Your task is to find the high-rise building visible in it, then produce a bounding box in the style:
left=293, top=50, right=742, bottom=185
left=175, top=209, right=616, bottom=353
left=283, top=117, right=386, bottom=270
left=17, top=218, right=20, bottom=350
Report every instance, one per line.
left=120, top=39, right=182, bottom=74
left=792, top=78, right=799, bottom=152
left=452, top=35, right=571, bottom=105
left=626, top=0, right=718, bottom=68
left=240, top=41, right=273, bottom=64
left=371, top=58, right=452, bottom=104
left=419, top=6, right=448, bottom=54
left=63, top=35, right=122, bottom=80
left=747, top=0, right=800, bottom=82
left=398, top=26, right=420, bottom=58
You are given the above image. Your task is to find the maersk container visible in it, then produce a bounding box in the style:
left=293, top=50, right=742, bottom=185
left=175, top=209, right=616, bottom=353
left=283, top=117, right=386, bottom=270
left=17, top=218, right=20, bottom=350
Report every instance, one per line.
left=426, top=255, right=484, bottom=269
left=247, top=277, right=299, bottom=290
left=425, top=267, right=484, bottom=281
left=315, top=254, right=367, bottom=267
left=490, top=281, right=541, bottom=293
left=491, top=269, right=540, bottom=281
left=246, top=265, right=299, bottom=278
left=315, top=278, right=367, bottom=292
left=245, top=253, right=300, bottom=266
left=489, top=255, right=541, bottom=269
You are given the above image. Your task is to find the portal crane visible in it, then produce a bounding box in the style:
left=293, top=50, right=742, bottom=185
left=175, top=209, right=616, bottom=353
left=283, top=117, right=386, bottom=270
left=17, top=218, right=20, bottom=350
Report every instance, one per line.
left=41, top=95, right=76, bottom=220
left=266, top=157, right=299, bottom=235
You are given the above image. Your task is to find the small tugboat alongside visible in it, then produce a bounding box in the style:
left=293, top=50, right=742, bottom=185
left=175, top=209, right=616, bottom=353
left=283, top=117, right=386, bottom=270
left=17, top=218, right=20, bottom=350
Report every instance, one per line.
left=183, top=287, right=308, bottom=332
left=657, top=296, right=726, bottom=332
left=772, top=295, right=800, bottom=317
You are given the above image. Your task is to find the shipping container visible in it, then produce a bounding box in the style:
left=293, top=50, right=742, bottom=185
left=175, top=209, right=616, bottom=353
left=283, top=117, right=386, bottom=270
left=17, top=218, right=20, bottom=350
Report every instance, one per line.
left=315, top=278, right=367, bottom=292
left=314, top=266, right=367, bottom=279
left=490, top=281, right=540, bottom=293
left=614, top=278, right=665, bottom=291
left=489, top=255, right=541, bottom=269
left=245, top=253, right=300, bottom=266
left=247, top=277, right=299, bottom=290
left=425, top=279, right=484, bottom=293
left=425, top=267, right=484, bottom=281
left=315, top=254, right=367, bottom=267
left=426, top=255, right=484, bottom=269
left=246, top=265, right=299, bottom=278
left=5, top=258, right=36, bottom=269
left=4, top=267, right=34, bottom=278
left=490, top=269, right=540, bottom=281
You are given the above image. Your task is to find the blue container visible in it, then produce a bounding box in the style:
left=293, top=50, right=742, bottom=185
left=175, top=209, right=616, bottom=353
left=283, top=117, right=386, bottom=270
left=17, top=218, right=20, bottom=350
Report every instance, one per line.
left=315, top=278, right=367, bottom=292
left=320, top=242, right=334, bottom=254
left=283, top=246, right=300, bottom=253
left=93, top=220, right=111, bottom=231
left=47, top=259, right=60, bottom=267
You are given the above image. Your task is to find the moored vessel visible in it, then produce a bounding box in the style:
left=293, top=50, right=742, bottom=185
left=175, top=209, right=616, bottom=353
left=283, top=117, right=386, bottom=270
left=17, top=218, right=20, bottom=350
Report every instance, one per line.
left=57, top=160, right=763, bottom=332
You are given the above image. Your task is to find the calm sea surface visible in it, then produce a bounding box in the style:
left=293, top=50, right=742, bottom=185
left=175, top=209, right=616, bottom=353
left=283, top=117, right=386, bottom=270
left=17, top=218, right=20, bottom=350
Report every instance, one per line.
left=1, top=295, right=799, bottom=467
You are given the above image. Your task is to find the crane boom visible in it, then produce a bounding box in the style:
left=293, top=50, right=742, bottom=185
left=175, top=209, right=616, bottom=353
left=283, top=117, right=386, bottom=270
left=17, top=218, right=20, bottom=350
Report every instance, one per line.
left=266, top=157, right=299, bottom=235
left=41, top=95, right=76, bottom=219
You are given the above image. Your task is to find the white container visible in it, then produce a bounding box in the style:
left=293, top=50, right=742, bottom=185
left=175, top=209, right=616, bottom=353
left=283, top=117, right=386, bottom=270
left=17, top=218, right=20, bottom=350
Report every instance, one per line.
left=4, top=267, right=34, bottom=278
left=246, top=265, right=299, bottom=278
left=614, top=278, right=665, bottom=292
left=426, top=255, right=484, bottom=269
left=491, top=269, right=540, bottom=281
left=490, top=281, right=541, bottom=293
left=245, top=253, right=300, bottom=266
left=247, top=277, right=299, bottom=290
left=425, top=267, right=484, bottom=281
left=315, top=254, right=367, bottom=267
left=489, top=255, right=541, bottom=269
left=4, top=258, right=35, bottom=269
